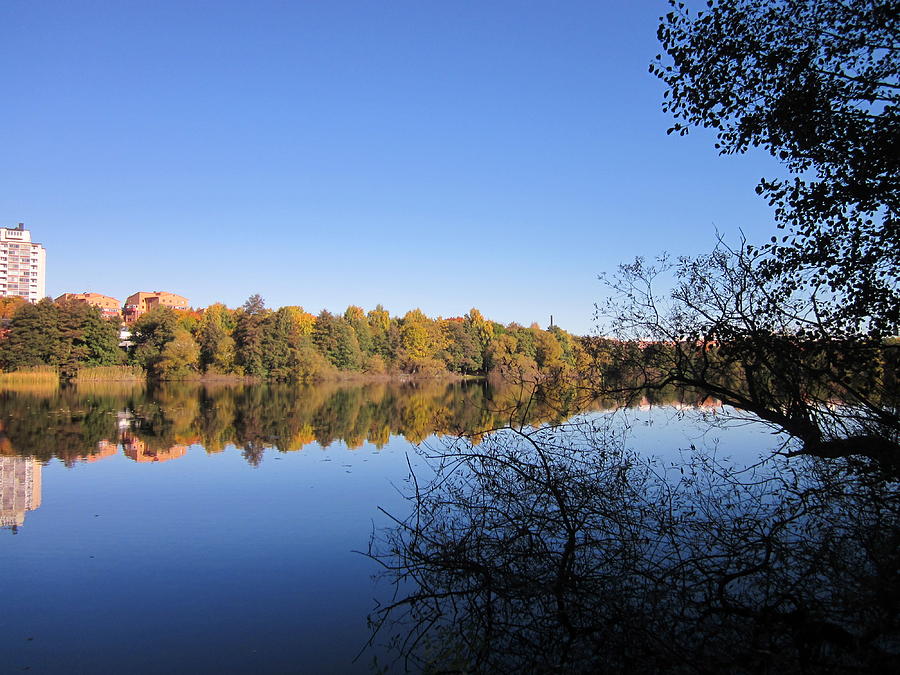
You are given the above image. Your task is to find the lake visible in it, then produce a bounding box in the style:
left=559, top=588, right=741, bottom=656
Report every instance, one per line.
left=0, top=380, right=791, bottom=673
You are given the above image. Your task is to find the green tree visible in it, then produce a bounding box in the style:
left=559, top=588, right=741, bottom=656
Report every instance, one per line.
left=261, top=306, right=312, bottom=379
left=314, top=311, right=363, bottom=371
left=234, top=294, right=270, bottom=376
left=367, top=304, right=394, bottom=362
left=0, top=300, right=122, bottom=375
left=507, top=323, right=537, bottom=361
left=81, top=311, right=123, bottom=367
left=56, top=301, right=122, bottom=374
left=440, top=320, right=483, bottom=374
left=130, top=307, right=180, bottom=374
left=0, top=299, right=61, bottom=370
left=547, top=325, right=578, bottom=367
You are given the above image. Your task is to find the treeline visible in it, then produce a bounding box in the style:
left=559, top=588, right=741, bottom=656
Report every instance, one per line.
left=144, top=294, right=591, bottom=381
left=0, top=294, right=592, bottom=381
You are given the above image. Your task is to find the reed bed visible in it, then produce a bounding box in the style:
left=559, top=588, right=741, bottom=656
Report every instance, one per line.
left=0, top=366, right=59, bottom=386
left=72, top=365, right=146, bottom=382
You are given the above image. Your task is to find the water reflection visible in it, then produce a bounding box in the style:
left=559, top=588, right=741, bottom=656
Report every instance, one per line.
left=6, top=379, right=815, bottom=672
left=121, top=432, right=189, bottom=463
left=366, top=423, right=900, bottom=672
left=0, top=456, right=41, bottom=531
left=0, top=379, right=716, bottom=534
left=0, top=379, right=711, bottom=468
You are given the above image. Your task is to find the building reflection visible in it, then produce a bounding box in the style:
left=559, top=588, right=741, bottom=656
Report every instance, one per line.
left=0, top=456, right=42, bottom=531
left=121, top=432, right=188, bottom=463
left=77, top=438, right=191, bottom=464
left=83, top=440, right=119, bottom=463
left=0, top=435, right=190, bottom=533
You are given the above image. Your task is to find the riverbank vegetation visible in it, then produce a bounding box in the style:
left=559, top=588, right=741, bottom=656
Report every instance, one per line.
left=0, top=365, right=58, bottom=386
left=71, top=365, right=146, bottom=382
left=0, top=296, right=590, bottom=382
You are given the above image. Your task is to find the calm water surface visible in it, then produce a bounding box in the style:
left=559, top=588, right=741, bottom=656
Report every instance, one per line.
left=0, top=381, right=775, bottom=673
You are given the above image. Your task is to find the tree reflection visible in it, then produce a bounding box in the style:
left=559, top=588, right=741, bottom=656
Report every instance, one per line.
left=0, top=379, right=686, bottom=466
left=365, top=419, right=900, bottom=672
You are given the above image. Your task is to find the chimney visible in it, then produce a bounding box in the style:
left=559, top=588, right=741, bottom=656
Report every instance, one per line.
left=17, top=223, right=24, bottom=230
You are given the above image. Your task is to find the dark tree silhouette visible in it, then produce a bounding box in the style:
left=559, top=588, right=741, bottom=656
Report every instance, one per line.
left=366, top=420, right=900, bottom=672
left=653, top=0, right=899, bottom=337
left=598, top=243, right=900, bottom=472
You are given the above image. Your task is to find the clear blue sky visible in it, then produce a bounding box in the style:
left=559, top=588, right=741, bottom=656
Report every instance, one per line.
left=1, top=1, right=782, bottom=334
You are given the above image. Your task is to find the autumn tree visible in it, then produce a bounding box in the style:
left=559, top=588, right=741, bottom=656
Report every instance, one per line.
left=398, top=309, right=446, bottom=374
left=285, top=305, right=316, bottom=337
left=241, top=293, right=266, bottom=315
left=344, top=305, right=373, bottom=355
left=484, top=333, right=540, bottom=381
left=198, top=303, right=237, bottom=373
left=465, top=308, right=494, bottom=355
left=155, top=328, right=201, bottom=379
left=0, top=296, right=26, bottom=319
left=399, top=309, right=432, bottom=361
left=533, top=328, right=564, bottom=370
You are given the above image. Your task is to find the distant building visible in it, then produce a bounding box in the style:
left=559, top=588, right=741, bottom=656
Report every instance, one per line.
left=0, top=456, right=42, bottom=530
left=123, top=291, right=189, bottom=323
left=55, top=292, right=122, bottom=320
left=0, top=223, right=46, bottom=303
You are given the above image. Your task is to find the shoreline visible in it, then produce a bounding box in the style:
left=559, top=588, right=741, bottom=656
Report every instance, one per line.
left=1, top=371, right=486, bottom=388
left=153, top=372, right=485, bottom=385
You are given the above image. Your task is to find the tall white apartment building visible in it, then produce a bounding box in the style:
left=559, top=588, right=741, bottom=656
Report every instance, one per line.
left=0, top=223, right=46, bottom=302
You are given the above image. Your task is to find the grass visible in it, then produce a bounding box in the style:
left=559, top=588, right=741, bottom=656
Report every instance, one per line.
left=0, top=366, right=60, bottom=393
left=0, top=366, right=59, bottom=385
left=72, top=365, right=146, bottom=382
